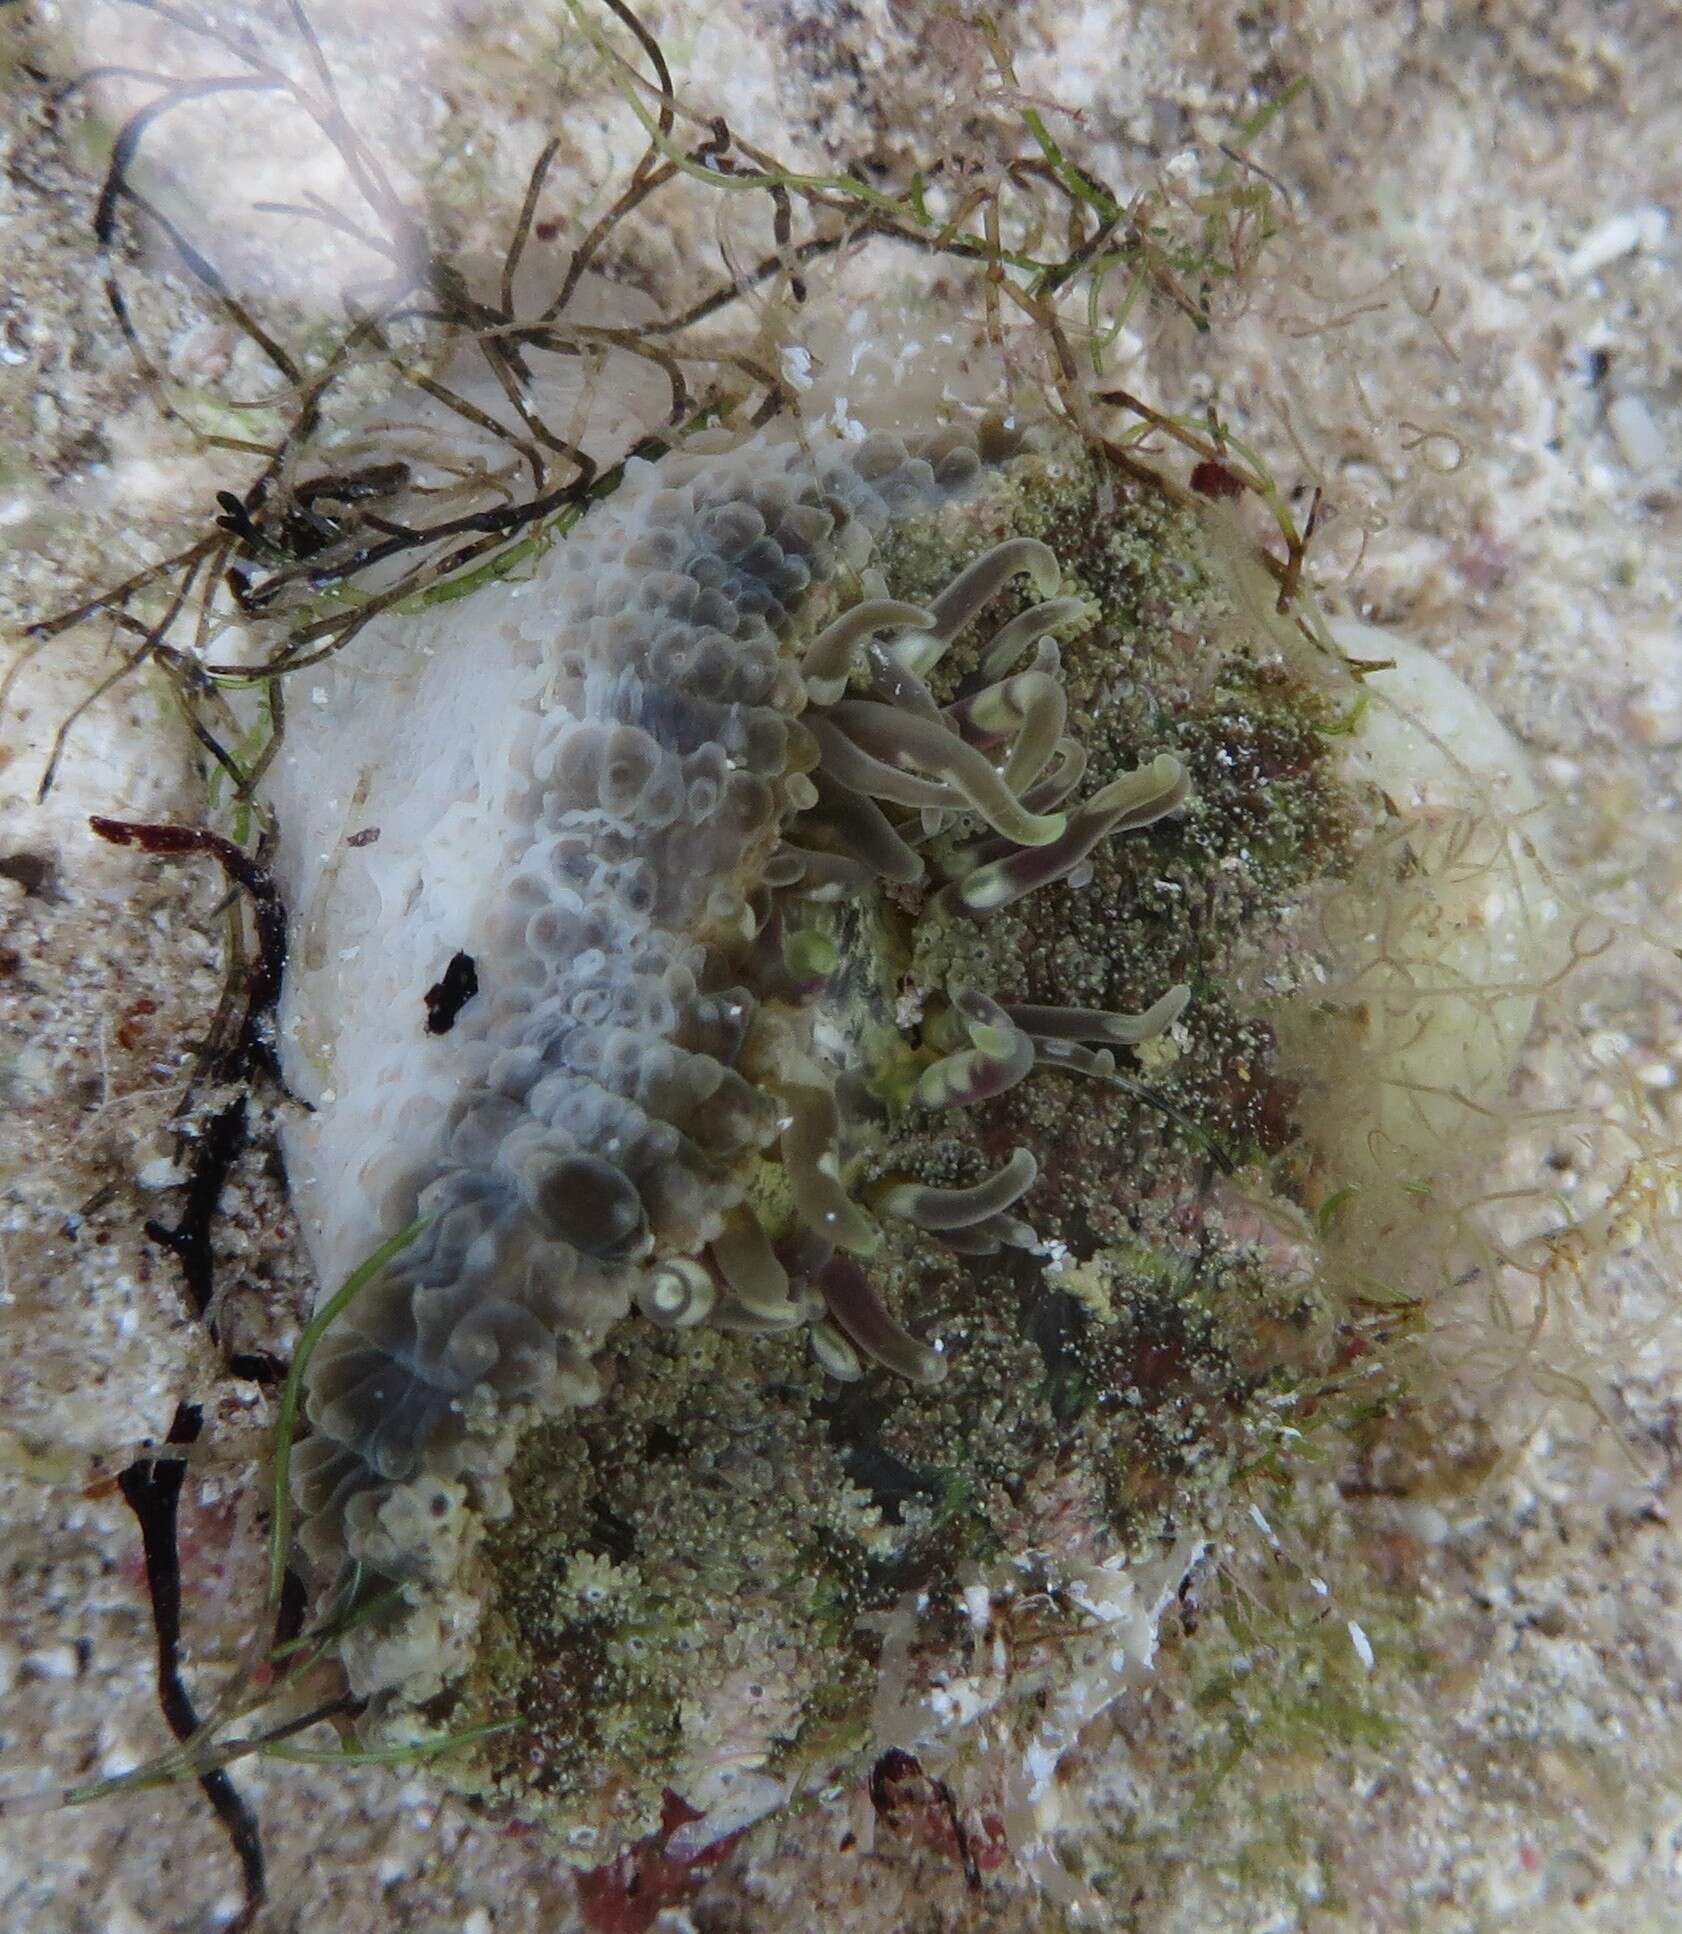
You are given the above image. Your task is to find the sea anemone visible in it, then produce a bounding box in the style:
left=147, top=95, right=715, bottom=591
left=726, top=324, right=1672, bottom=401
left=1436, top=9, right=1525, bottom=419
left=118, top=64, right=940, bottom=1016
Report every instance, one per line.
left=252, top=368, right=1561, bottom=1861
left=270, top=408, right=1199, bottom=1642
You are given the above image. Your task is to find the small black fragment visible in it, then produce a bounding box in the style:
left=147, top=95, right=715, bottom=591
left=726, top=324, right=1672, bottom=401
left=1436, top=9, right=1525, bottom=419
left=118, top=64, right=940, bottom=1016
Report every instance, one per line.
left=837, top=1440, right=940, bottom=1521
left=227, top=1350, right=286, bottom=1386
left=424, top=950, right=479, bottom=1035
left=0, top=850, right=57, bottom=897
left=272, top=1564, right=309, bottom=1661
left=587, top=1494, right=640, bottom=1566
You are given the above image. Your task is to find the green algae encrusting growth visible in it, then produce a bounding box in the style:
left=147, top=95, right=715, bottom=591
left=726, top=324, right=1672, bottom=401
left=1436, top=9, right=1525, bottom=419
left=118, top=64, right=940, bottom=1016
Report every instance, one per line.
left=433, top=435, right=1365, bottom=1852
left=466, top=1325, right=887, bottom=1849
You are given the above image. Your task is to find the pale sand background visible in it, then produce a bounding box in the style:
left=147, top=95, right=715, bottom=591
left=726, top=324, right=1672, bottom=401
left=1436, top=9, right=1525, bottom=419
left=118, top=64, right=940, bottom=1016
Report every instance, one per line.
left=1, top=2, right=1680, bottom=1928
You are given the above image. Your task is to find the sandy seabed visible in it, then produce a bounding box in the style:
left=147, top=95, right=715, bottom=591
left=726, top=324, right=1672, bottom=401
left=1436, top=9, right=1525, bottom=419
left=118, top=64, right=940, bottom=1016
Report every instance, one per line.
left=2, top=2, right=1680, bottom=1929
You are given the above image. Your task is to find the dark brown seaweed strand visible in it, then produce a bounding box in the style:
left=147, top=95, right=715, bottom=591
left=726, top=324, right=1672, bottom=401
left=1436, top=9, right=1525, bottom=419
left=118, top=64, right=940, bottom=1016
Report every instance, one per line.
left=87, top=819, right=285, bottom=1079
left=117, top=1401, right=266, bottom=1932
left=88, top=820, right=290, bottom=1324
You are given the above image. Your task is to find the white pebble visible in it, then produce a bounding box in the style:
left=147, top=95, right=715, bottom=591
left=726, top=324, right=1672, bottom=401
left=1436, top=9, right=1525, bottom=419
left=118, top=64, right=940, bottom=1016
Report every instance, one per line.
left=1566, top=206, right=1669, bottom=278
left=26, top=1642, right=80, bottom=1680
left=1607, top=394, right=1665, bottom=474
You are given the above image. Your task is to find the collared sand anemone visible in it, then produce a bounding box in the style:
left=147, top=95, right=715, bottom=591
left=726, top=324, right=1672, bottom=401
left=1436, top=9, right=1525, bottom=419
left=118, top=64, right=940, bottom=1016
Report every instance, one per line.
left=254, top=354, right=1565, bottom=1864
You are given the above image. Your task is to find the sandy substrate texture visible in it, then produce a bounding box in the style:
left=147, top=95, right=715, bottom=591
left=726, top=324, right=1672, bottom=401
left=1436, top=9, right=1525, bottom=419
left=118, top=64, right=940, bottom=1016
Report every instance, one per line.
left=1, top=0, right=1679, bottom=1929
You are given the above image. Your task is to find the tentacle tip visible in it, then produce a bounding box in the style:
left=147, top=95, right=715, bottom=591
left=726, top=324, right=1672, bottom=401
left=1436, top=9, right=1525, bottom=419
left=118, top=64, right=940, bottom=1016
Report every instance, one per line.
left=809, top=1320, right=864, bottom=1382
left=1025, top=542, right=1063, bottom=598
left=915, top=1346, right=950, bottom=1387
left=1017, top=809, right=1068, bottom=848
left=1154, top=752, right=1191, bottom=797
left=835, top=1218, right=882, bottom=1258
left=955, top=872, right=1010, bottom=913
left=638, top=1259, right=716, bottom=1329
